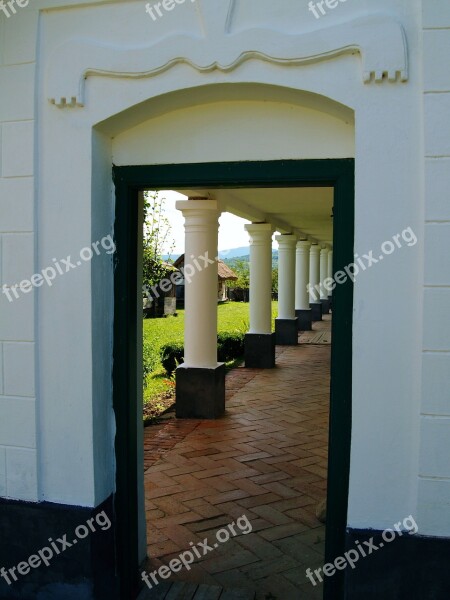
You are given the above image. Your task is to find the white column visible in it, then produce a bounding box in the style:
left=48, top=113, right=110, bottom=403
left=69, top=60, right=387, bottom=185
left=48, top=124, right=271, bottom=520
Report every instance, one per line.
left=320, top=247, right=329, bottom=300
left=276, top=234, right=297, bottom=319
left=176, top=199, right=220, bottom=368
left=245, top=223, right=273, bottom=334
left=295, top=240, right=311, bottom=310
left=309, top=244, right=321, bottom=303
left=327, top=250, right=333, bottom=283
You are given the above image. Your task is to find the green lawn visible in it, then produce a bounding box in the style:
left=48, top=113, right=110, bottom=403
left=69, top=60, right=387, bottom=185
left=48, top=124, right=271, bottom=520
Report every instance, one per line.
left=143, top=301, right=278, bottom=416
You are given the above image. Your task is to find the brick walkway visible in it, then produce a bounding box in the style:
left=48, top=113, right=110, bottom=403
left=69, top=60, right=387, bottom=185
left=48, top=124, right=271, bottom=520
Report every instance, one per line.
left=142, top=317, right=331, bottom=600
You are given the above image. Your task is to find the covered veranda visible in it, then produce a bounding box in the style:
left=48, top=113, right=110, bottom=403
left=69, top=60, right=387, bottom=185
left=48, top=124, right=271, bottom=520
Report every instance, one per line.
left=173, top=186, right=334, bottom=419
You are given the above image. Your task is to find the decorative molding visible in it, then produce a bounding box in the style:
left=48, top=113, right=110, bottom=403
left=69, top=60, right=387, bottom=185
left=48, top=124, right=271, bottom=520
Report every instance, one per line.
left=47, top=1, right=408, bottom=108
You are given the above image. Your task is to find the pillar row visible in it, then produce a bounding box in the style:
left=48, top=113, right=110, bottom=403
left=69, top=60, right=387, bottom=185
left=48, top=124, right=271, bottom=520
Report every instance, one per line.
left=295, top=240, right=312, bottom=331
left=320, top=246, right=330, bottom=314
left=275, top=234, right=298, bottom=345
left=175, top=199, right=225, bottom=418
left=244, top=223, right=275, bottom=368
left=327, top=249, right=333, bottom=311
left=309, top=244, right=322, bottom=321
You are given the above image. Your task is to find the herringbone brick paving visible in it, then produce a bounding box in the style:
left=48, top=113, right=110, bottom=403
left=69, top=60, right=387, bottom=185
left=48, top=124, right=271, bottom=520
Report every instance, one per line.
left=142, top=317, right=331, bottom=600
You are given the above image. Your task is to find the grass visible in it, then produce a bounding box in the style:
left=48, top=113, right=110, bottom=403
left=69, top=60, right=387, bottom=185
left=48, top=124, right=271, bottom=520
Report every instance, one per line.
left=143, top=301, right=278, bottom=419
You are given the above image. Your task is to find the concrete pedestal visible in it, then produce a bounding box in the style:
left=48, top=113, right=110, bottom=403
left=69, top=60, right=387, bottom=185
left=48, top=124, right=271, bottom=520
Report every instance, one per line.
left=296, top=308, right=312, bottom=331
left=245, top=333, right=276, bottom=368
left=310, top=302, right=323, bottom=321
left=275, top=318, right=299, bottom=345
left=176, top=363, right=225, bottom=419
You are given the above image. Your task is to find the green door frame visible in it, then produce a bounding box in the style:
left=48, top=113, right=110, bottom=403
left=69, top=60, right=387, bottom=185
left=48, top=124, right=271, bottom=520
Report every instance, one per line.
left=112, top=159, right=354, bottom=600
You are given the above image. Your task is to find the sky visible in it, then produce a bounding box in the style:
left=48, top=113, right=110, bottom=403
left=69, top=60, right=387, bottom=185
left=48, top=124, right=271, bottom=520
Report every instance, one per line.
left=159, top=190, right=253, bottom=256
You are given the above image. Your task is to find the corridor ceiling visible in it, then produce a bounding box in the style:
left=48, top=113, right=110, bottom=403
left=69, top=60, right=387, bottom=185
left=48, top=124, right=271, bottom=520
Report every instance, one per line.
left=177, top=187, right=334, bottom=246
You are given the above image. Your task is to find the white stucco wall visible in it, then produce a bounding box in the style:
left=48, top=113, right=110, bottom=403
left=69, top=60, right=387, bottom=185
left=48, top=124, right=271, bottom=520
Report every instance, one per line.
left=112, top=94, right=355, bottom=164
left=418, top=0, right=450, bottom=537
left=0, top=8, right=39, bottom=502
left=0, top=0, right=447, bottom=542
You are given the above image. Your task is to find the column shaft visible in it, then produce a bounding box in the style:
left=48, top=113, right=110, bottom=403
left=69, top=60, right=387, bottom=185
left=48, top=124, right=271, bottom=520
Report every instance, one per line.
left=275, top=234, right=298, bottom=345
left=309, top=244, right=322, bottom=321
left=296, top=240, right=311, bottom=310
left=246, top=224, right=273, bottom=334
left=328, top=250, right=333, bottom=281
left=320, top=248, right=329, bottom=300
left=245, top=224, right=275, bottom=368
left=177, top=200, right=219, bottom=368
left=327, top=250, right=333, bottom=310
left=320, top=247, right=330, bottom=314
left=276, top=234, right=297, bottom=319
left=295, top=240, right=313, bottom=331
left=175, top=199, right=225, bottom=419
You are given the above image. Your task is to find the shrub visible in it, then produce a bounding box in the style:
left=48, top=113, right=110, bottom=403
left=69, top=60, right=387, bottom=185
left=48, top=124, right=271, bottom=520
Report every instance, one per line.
left=161, top=333, right=245, bottom=377
left=160, top=342, right=185, bottom=376
left=159, top=332, right=246, bottom=377
left=217, top=332, right=245, bottom=362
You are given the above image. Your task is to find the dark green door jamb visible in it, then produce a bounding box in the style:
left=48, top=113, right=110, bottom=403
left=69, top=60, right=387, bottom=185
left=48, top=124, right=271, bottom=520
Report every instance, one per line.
left=113, top=159, right=354, bottom=600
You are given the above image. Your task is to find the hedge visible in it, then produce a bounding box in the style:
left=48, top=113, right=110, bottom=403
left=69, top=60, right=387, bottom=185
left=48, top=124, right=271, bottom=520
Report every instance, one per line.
left=217, top=332, right=245, bottom=363
left=160, top=342, right=185, bottom=376
left=160, top=332, right=245, bottom=377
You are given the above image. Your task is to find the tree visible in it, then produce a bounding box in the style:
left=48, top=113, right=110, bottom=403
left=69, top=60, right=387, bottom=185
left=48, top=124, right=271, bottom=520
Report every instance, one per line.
left=271, top=265, right=278, bottom=297
left=142, top=191, right=175, bottom=290
left=229, top=258, right=250, bottom=301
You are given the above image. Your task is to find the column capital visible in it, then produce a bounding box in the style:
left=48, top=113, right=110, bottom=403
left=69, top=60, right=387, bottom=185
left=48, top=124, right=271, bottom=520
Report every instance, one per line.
left=275, top=233, right=297, bottom=248
left=296, top=239, right=312, bottom=251
left=176, top=199, right=220, bottom=215
left=245, top=223, right=273, bottom=244
left=176, top=200, right=220, bottom=233
left=310, top=243, right=321, bottom=255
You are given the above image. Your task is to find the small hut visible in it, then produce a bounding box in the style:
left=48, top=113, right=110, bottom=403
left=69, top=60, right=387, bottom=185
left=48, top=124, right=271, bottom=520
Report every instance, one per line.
left=173, top=255, right=238, bottom=306
left=217, top=260, right=238, bottom=302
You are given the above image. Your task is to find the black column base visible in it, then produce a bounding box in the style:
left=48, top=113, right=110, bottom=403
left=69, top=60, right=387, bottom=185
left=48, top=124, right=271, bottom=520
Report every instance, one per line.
left=275, top=318, right=298, bottom=345
left=176, top=363, right=225, bottom=419
left=245, top=333, right=276, bottom=368
left=295, top=309, right=312, bottom=331
left=0, top=495, right=118, bottom=600
left=310, top=302, right=323, bottom=321
left=321, top=298, right=330, bottom=314
left=342, top=529, right=450, bottom=600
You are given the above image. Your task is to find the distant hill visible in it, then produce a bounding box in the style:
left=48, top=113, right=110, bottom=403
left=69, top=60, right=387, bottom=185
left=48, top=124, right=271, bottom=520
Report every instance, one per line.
left=164, top=247, right=278, bottom=265
left=163, top=247, right=250, bottom=261
left=218, top=246, right=249, bottom=259
left=223, top=250, right=278, bottom=268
